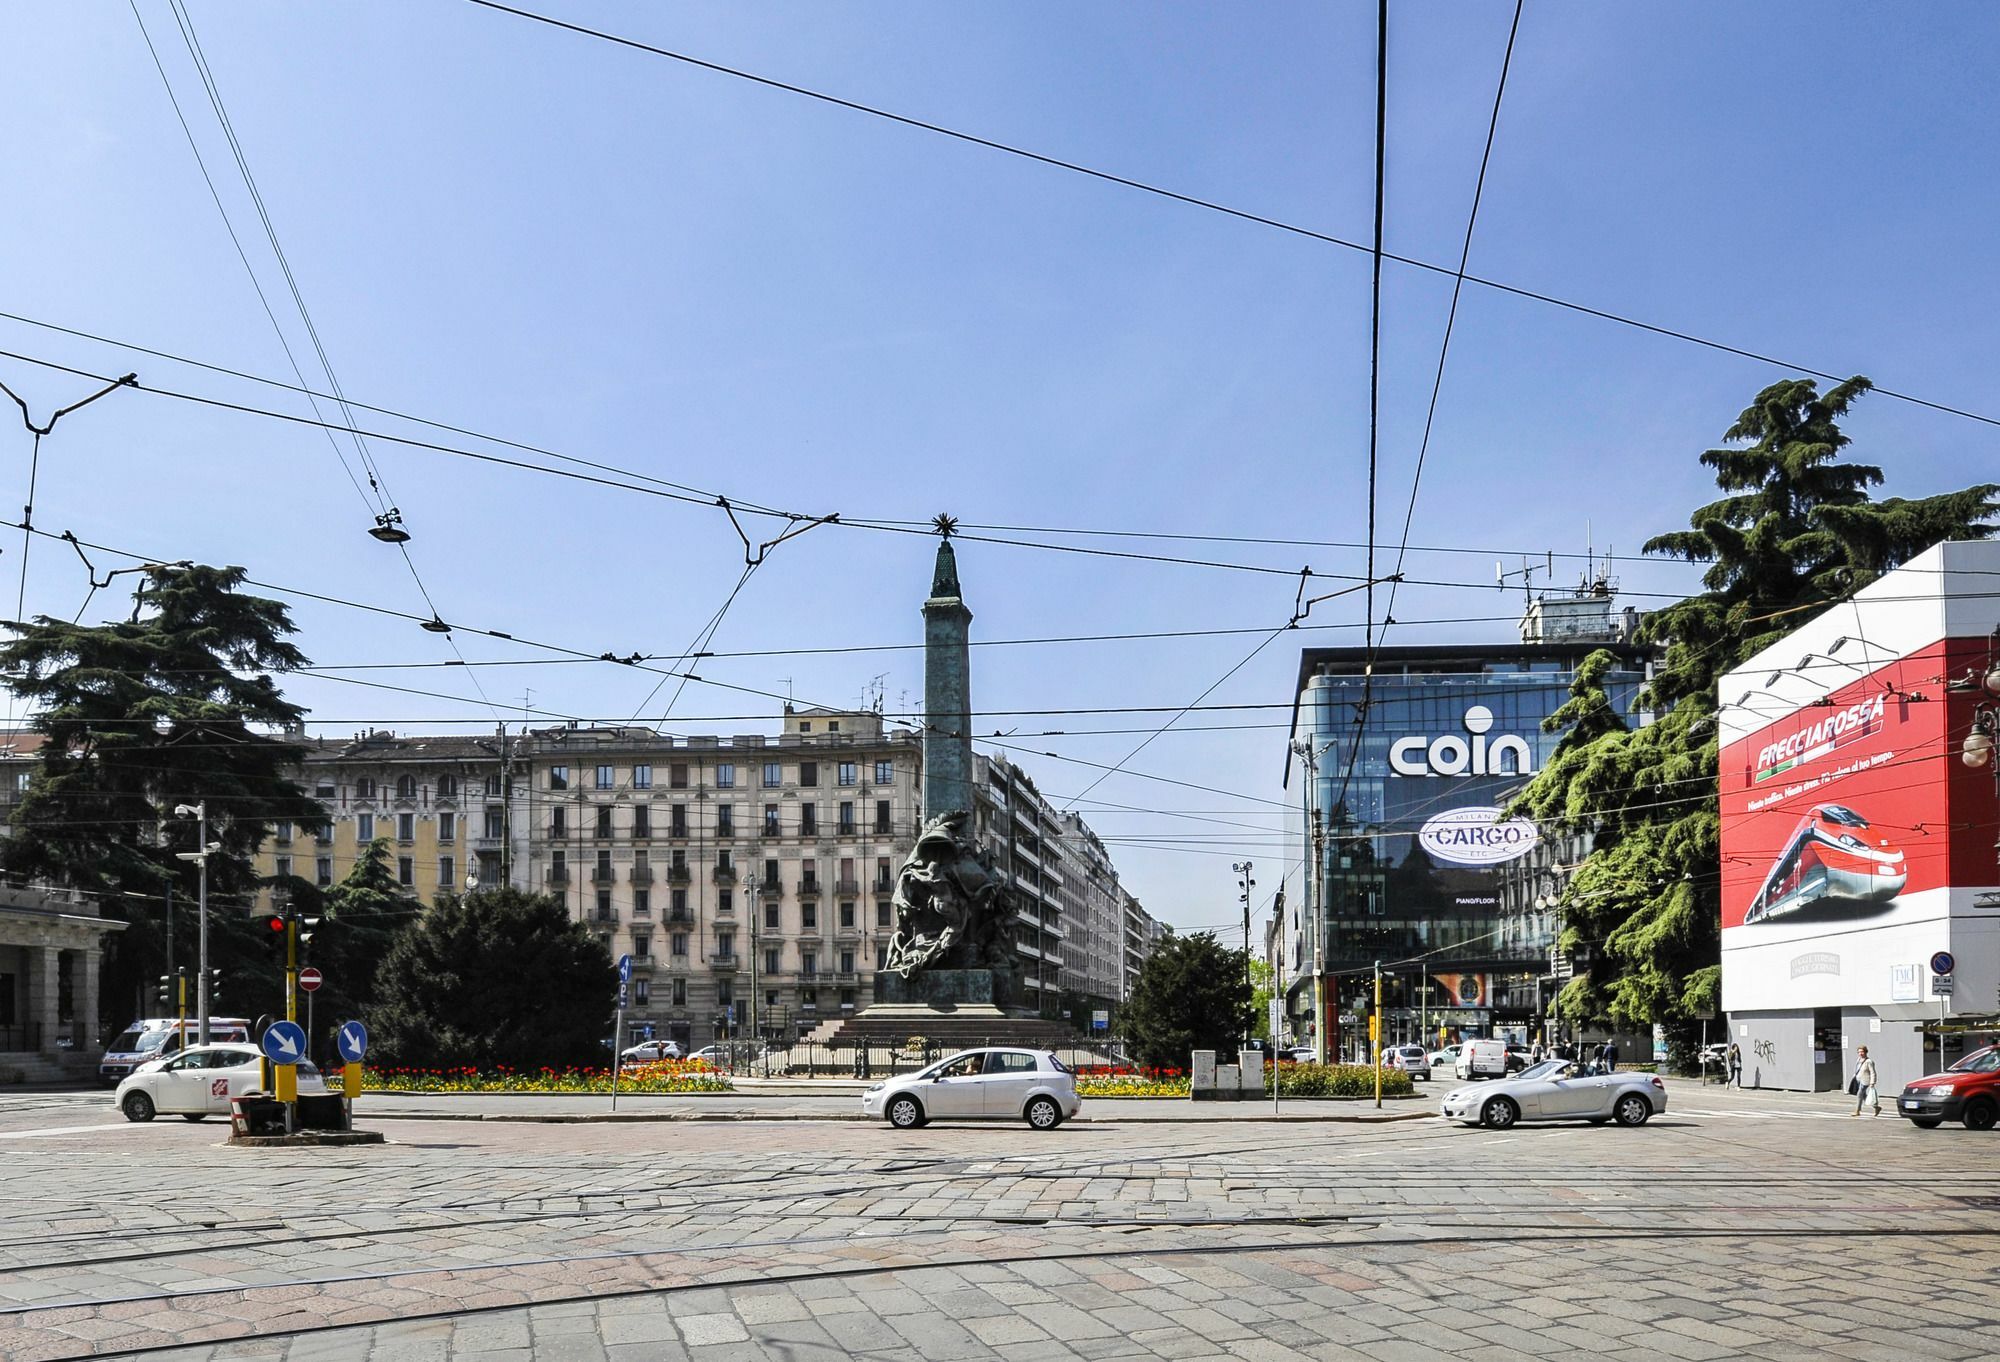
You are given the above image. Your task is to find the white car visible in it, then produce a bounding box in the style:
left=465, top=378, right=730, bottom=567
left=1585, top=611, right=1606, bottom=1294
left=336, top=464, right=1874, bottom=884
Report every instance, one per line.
left=1440, top=1059, right=1668, bottom=1129
left=1381, top=1045, right=1431, bottom=1080
left=863, top=1047, right=1081, bottom=1130
left=114, top=1043, right=328, bottom=1123
left=620, top=1039, right=684, bottom=1065
left=1427, top=1045, right=1460, bottom=1071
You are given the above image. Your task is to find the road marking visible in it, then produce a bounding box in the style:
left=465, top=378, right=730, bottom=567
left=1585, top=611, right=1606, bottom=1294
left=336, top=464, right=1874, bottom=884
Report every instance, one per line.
left=1478, top=1137, right=1518, bottom=1146
left=0, top=1122, right=142, bottom=1140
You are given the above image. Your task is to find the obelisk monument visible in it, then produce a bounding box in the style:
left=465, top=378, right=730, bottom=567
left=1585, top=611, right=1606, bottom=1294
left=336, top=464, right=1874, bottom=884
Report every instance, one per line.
left=922, top=515, right=974, bottom=821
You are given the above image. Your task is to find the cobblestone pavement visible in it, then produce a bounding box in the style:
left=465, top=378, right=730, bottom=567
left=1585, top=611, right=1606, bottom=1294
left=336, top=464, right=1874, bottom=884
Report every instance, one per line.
left=2, top=1083, right=1997, bottom=1359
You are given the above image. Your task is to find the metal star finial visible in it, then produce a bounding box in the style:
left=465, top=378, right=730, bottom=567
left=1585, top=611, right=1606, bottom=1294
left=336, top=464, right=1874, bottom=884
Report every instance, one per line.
left=931, top=513, right=958, bottom=540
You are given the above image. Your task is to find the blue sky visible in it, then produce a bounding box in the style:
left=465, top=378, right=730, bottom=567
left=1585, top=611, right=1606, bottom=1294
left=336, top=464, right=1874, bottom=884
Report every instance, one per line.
left=2, top=2, right=1995, bottom=931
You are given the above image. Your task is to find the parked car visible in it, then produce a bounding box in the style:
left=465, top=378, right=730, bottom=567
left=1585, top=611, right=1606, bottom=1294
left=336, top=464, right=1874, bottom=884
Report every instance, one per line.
left=113, top=1043, right=327, bottom=1122
left=1381, top=1045, right=1431, bottom=1080
left=1282, top=1046, right=1318, bottom=1064
left=620, top=1039, right=684, bottom=1065
left=1504, top=1044, right=1534, bottom=1073
left=1427, top=1045, right=1460, bottom=1072
left=1441, top=1060, right=1667, bottom=1129
left=862, top=1047, right=1080, bottom=1130
left=98, top=1017, right=252, bottom=1086
left=1896, top=1044, right=2000, bottom=1130
left=687, top=1042, right=766, bottom=1069
left=1454, top=1038, right=1510, bottom=1081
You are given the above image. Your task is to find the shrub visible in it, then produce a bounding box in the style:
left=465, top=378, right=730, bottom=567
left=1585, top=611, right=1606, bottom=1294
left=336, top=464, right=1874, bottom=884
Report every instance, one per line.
left=1263, top=1062, right=1414, bottom=1098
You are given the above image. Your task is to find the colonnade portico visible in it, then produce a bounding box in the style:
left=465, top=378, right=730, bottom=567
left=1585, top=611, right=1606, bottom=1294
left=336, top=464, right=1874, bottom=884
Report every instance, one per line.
left=0, top=888, right=124, bottom=1080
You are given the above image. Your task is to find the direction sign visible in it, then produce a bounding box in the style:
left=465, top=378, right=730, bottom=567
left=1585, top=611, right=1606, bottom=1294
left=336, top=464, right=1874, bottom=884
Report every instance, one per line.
left=335, top=1020, right=369, bottom=1064
left=1931, top=951, right=1957, bottom=976
left=1935, top=972, right=1956, bottom=997
left=297, top=967, right=323, bottom=994
left=261, top=1019, right=307, bottom=1065
left=619, top=953, right=633, bottom=985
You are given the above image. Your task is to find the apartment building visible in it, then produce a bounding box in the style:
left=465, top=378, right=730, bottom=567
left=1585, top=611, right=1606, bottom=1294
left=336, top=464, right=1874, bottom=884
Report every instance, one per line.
left=1122, top=890, right=1163, bottom=1002
left=1054, top=811, right=1124, bottom=1010
left=969, top=755, right=1071, bottom=1013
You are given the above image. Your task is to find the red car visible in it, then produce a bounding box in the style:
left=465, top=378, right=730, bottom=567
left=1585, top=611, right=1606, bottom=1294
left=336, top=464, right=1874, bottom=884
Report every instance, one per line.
left=1896, top=1045, right=2000, bottom=1130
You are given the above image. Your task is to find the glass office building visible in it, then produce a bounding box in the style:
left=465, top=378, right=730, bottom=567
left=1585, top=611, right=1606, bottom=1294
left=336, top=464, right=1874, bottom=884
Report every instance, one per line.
left=1285, top=642, right=1649, bottom=1059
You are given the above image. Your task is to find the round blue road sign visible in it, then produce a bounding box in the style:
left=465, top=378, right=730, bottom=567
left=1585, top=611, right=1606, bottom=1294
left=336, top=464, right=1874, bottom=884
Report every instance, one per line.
left=1931, top=951, right=1956, bottom=976
left=261, top=1019, right=308, bottom=1065
left=336, top=1020, right=370, bottom=1064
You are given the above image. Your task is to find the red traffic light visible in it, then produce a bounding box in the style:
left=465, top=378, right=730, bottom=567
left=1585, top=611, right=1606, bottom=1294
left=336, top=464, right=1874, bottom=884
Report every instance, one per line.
left=266, top=916, right=287, bottom=934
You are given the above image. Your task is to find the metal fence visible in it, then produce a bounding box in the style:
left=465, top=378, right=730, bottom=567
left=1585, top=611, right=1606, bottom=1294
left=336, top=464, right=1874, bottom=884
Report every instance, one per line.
left=692, top=1037, right=1136, bottom=1079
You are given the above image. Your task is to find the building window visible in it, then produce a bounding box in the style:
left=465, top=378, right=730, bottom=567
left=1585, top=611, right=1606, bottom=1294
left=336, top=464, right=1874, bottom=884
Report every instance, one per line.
left=799, top=761, right=818, bottom=787
left=397, top=812, right=415, bottom=842
left=714, top=762, right=734, bottom=788
left=551, top=808, right=567, bottom=839
left=717, top=932, right=735, bottom=959
left=876, top=945, right=888, bottom=969
left=356, top=813, right=374, bottom=842
left=398, top=856, right=414, bottom=886
left=800, top=804, right=818, bottom=837
left=672, top=977, right=687, bottom=1005
left=274, top=855, right=292, bottom=879
left=717, top=850, right=735, bottom=874
left=762, top=762, right=782, bottom=788
left=550, top=766, right=568, bottom=791
left=717, top=981, right=733, bottom=1008
left=596, top=888, right=613, bottom=920
left=839, top=901, right=855, bottom=929
left=672, top=933, right=688, bottom=957
left=716, top=806, right=734, bottom=837
left=356, top=777, right=376, bottom=800
left=632, top=806, right=650, bottom=838
left=802, top=903, right=818, bottom=930
left=632, top=764, right=652, bottom=790
left=316, top=857, right=333, bottom=887
left=438, top=855, right=455, bottom=888
left=274, top=821, right=294, bottom=844
left=718, top=889, right=733, bottom=913
left=671, top=889, right=687, bottom=916
left=765, top=901, right=780, bottom=931
left=762, top=858, right=780, bottom=889
left=763, top=805, right=780, bottom=837
left=839, top=950, right=854, bottom=975
left=767, top=988, right=779, bottom=1007
left=438, top=774, right=458, bottom=798
left=633, top=934, right=651, bottom=961
left=315, top=779, right=336, bottom=801
left=634, top=978, right=650, bottom=1005
left=671, top=805, right=689, bottom=837
left=669, top=762, right=689, bottom=789
left=484, top=808, right=504, bottom=840
left=596, top=807, right=613, bottom=839
left=837, top=762, right=856, bottom=786
left=838, top=802, right=855, bottom=835
left=874, top=800, right=890, bottom=834
left=875, top=760, right=893, bottom=785
left=827, top=720, right=840, bottom=732
left=875, top=857, right=892, bottom=890
left=801, top=951, right=817, bottom=978
left=596, top=849, right=613, bottom=880
left=596, top=764, right=615, bottom=790
left=396, top=775, right=417, bottom=800
left=438, top=811, right=456, bottom=842
left=633, top=888, right=650, bottom=917
left=552, top=849, right=568, bottom=881
left=876, top=900, right=891, bottom=928
left=764, top=947, right=780, bottom=975
left=799, top=722, right=812, bottom=734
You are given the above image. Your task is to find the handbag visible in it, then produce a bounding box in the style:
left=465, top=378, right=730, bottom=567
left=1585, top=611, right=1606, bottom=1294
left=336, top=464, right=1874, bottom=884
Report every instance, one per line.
left=1847, top=1076, right=1860, bottom=1095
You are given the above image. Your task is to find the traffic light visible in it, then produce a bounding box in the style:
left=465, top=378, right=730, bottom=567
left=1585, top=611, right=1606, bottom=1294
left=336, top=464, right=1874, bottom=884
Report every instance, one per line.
left=265, top=913, right=288, bottom=937
left=156, top=975, right=171, bottom=1009
left=207, top=966, right=223, bottom=1002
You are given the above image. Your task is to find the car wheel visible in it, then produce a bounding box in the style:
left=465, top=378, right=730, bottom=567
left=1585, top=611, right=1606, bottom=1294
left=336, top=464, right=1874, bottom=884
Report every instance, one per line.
left=1910, top=1117, right=1944, bottom=1129
left=1481, top=1096, right=1519, bottom=1130
left=121, top=1091, right=156, bottom=1123
left=1614, top=1094, right=1652, bottom=1127
left=1025, top=1096, right=1062, bottom=1131
left=1963, top=1098, right=1997, bottom=1131
left=181, top=1114, right=206, bottom=1123
left=887, top=1095, right=925, bottom=1129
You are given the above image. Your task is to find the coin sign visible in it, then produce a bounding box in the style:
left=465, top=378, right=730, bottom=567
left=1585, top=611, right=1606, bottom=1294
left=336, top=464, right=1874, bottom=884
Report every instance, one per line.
left=298, top=966, right=323, bottom=993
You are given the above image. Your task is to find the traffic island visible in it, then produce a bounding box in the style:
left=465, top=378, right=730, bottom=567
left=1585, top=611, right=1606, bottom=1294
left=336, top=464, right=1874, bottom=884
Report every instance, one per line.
left=228, top=1128, right=386, bottom=1147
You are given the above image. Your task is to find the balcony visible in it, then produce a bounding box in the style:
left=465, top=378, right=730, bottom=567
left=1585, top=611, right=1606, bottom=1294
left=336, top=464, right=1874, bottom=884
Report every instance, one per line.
left=628, top=866, right=654, bottom=884
left=835, top=879, right=861, bottom=897
left=591, top=867, right=617, bottom=884
left=629, top=825, right=653, bottom=841
left=760, top=876, right=782, bottom=894
left=546, top=867, right=569, bottom=885
left=591, top=910, right=619, bottom=926
left=712, top=866, right=737, bottom=885
left=669, top=823, right=690, bottom=840
left=874, top=879, right=894, bottom=895
left=667, top=865, right=691, bottom=885
left=836, top=823, right=857, bottom=839
left=796, top=880, right=822, bottom=899
left=709, top=953, right=739, bottom=972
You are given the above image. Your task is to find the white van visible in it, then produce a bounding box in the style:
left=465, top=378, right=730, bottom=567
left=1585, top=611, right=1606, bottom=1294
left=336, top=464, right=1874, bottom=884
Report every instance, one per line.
left=99, top=1017, right=252, bottom=1085
left=1454, top=1037, right=1509, bottom=1081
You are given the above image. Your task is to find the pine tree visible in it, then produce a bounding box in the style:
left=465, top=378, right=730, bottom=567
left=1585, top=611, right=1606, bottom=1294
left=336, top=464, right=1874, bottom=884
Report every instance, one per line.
left=1121, top=932, right=1251, bottom=1070
left=0, top=564, right=324, bottom=1024
left=1517, top=377, right=1996, bottom=1047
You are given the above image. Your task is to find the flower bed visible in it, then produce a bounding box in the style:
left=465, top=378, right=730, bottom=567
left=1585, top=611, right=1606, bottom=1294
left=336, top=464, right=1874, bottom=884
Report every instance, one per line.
left=1074, top=1066, right=1190, bottom=1098
left=361, top=1061, right=732, bottom=1094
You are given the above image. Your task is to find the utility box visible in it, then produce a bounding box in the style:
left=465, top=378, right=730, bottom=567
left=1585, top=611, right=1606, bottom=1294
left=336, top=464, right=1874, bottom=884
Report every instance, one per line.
left=295, top=1095, right=350, bottom=1133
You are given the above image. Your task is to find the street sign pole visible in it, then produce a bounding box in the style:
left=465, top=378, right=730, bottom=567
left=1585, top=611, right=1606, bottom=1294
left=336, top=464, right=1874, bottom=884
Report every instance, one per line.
left=611, top=954, right=631, bottom=1113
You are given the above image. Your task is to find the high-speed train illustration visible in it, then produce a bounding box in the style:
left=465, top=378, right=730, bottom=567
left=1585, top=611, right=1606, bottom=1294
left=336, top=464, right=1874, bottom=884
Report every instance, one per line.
left=1743, top=804, right=1907, bottom=925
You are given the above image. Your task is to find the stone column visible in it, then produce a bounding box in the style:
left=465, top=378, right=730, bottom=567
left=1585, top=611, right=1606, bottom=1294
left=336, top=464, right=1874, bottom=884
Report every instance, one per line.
left=77, top=949, right=102, bottom=1051
left=31, top=945, right=60, bottom=1054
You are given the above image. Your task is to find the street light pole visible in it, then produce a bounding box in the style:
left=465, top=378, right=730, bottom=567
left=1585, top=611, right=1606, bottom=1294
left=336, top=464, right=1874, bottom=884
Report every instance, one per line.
left=173, top=802, right=217, bottom=1045
left=1232, top=861, right=1254, bottom=1053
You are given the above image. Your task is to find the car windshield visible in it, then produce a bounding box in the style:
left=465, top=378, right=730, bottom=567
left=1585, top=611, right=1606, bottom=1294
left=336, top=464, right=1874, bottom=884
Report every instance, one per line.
left=1946, top=1047, right=2000, bottom=1074
left=1517, top=1060, right=1569, bottom=1080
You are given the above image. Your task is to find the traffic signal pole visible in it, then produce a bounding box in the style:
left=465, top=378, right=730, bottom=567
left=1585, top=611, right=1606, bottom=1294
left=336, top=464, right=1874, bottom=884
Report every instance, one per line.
left=1374, top=960, right=1383, bottom=1110
left=275, top=913, right=298, bottom=1105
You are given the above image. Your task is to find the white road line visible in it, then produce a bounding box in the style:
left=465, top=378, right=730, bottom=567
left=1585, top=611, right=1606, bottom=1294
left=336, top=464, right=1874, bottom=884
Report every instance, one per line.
left=0, top=1122, right=142, bottom=1140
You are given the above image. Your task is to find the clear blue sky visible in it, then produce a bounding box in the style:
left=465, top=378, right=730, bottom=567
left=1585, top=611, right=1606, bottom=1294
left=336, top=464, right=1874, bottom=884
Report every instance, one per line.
left=2, top=2, right=1994, bottom=932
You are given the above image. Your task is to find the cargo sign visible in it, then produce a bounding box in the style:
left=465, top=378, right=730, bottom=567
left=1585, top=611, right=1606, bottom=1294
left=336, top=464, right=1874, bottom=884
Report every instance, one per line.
left=1417, top=806, right=1539, bottom=867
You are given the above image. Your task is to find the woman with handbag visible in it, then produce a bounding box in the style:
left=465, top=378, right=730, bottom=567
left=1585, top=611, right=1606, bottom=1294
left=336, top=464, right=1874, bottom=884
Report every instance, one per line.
left=1850, top=1046, right=1880, bottom=1116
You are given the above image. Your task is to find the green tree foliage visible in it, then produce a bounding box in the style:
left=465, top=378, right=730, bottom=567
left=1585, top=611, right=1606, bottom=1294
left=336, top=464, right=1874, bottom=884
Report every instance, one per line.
left=367, top=887, right=616, bottom=1070
left=0, top=565, right=323, bottom=1025
left=294, top=838, right=415, bottom=1045
left=1121, top=932, right=1252, bottom=1069
left=1516, top=377, right=1995, bottom=1040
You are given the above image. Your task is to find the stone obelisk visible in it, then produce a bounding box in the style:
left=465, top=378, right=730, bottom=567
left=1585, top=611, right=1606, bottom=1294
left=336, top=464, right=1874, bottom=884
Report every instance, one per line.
left=922, top=518, right=974, bottom=821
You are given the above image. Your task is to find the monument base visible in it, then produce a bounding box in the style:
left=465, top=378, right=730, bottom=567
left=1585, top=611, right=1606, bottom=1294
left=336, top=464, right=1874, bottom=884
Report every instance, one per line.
left=872, top=968, right=1019, bottom=1011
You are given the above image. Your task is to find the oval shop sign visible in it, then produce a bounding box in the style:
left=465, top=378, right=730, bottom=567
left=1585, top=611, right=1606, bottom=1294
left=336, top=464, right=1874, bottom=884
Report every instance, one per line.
left=1417, top=806, right=1540, bottom=867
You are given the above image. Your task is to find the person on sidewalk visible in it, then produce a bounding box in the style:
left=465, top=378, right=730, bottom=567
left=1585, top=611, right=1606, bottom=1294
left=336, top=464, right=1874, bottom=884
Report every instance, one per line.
left=1852, top=1046, right=1881, bottom=1116
left=1727, top=1041, right=1742, bottom=1088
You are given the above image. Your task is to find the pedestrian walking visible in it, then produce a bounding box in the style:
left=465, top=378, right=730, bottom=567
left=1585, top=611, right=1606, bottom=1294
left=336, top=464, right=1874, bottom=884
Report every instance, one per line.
left=1727, top=1041, right=1742, bottom=1087
left=1851, top=1046, right=1881, bottom=1116
left=1604, top=1040, right=1619, bottom=1073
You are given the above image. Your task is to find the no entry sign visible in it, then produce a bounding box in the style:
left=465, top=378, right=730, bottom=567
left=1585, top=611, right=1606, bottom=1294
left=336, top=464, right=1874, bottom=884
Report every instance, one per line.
left=298, top=966, right=323, bottom=993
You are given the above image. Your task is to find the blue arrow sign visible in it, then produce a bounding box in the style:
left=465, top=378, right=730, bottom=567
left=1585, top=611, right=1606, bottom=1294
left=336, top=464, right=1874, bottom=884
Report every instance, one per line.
left=619, top=953, right=632, bottom=985
left=261, top=1020, right=307, bottom=1065
left=336, top=1020, right=369, bottom=1064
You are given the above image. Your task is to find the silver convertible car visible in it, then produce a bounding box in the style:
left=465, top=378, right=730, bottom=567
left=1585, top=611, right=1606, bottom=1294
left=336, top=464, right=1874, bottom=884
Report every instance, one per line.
left=1440, top=1060, right=1667, bottom=1129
